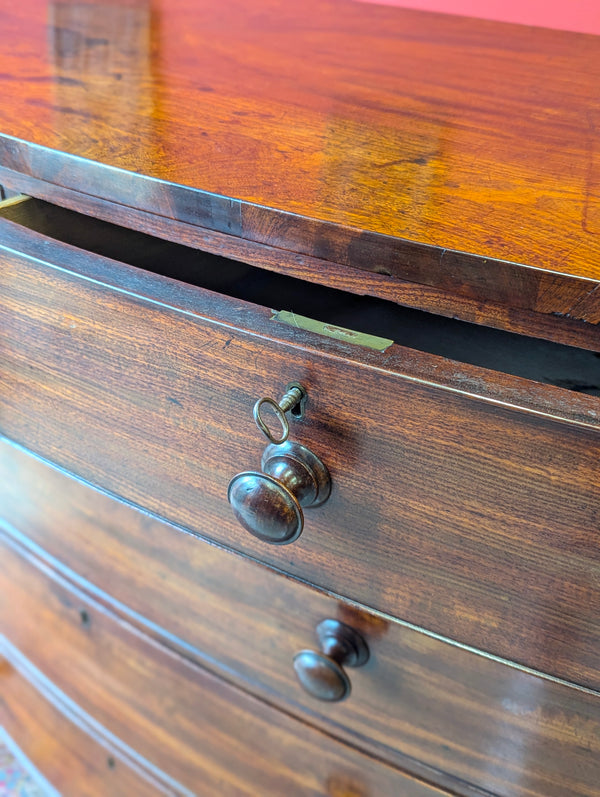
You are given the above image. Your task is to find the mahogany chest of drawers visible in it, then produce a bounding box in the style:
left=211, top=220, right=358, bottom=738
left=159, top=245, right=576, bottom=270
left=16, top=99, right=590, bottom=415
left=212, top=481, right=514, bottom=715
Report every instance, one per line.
left=1, top=2, right=599, bottom=795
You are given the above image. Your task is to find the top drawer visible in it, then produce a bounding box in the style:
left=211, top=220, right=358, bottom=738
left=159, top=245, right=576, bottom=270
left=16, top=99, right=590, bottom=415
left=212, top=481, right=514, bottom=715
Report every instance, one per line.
left=1, top=197, right=600, bottom=689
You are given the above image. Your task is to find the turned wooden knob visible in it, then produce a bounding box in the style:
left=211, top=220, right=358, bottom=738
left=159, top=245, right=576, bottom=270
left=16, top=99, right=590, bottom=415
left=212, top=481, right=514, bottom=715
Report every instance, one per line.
left=228, top=440, right=331, bottom=544
left=293, top=619, right=369, bottom=701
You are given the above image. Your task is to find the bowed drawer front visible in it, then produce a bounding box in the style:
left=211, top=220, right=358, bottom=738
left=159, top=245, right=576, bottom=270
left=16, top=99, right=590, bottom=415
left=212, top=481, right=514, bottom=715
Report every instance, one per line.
left=1, top=441, right=599, bottom=797
left=0, top=196, right=599, bottom=796
left=2, top=1, right=600, bottom=794
left=1, top=533, right=445, bottom=797
left=1, top=202, right=599, bottom=684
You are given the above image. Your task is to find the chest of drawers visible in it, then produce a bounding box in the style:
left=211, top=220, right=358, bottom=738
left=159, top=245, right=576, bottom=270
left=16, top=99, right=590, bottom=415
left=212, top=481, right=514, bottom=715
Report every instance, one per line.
left=1, top=2, right=599, bottom=796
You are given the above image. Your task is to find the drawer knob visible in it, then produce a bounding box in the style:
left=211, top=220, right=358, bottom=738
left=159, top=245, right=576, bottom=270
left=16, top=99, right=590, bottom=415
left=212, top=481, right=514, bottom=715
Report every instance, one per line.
left=293, top=619, right=369, bottom=702
left=228, top=440, right=331, bottom=544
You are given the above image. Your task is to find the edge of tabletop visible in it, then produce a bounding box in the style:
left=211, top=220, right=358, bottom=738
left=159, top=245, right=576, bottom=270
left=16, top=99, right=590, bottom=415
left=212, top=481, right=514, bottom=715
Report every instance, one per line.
left=1, top=133, right=599, bottom=338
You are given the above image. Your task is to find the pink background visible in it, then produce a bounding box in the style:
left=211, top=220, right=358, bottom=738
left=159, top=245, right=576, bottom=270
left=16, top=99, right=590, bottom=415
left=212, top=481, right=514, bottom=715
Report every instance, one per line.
left=356, top=1, right=600, bottom=36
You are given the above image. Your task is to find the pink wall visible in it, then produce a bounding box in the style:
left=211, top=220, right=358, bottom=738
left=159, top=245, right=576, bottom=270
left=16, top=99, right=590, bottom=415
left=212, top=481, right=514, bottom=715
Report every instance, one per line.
left=356, top=0, right=600, bottom=36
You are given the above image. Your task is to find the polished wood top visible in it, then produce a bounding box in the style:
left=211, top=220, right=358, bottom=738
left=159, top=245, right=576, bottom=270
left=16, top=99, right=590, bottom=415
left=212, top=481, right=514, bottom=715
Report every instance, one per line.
left=1, top=0, right=600, bottom=322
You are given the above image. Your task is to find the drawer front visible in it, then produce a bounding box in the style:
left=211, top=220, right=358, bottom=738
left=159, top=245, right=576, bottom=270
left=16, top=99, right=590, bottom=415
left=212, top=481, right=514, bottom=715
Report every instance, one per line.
left=0, top=650, right=169, bottom=797
left=2, top=440, right=599, bottom=797
left=0, top=533, right=447, bottom=797
left=1, top=229, right=600, bottom=692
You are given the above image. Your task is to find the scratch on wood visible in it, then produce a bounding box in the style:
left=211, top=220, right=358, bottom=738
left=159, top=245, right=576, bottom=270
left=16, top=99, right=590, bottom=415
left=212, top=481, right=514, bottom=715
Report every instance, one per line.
left=564, top=283, right=600, bottom=320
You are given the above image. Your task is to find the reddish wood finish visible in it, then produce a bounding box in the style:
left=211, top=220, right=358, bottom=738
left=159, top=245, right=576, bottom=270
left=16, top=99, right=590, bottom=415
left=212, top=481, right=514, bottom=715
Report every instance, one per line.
left=2, top=169, right=598, bottom=351
left=1, top=224, right=600, bottom=693
left=228, top=440, right=332, bottom=544
left=0, top=653, right=171, bottom=797
left=0, top=533, right=452, bottom=797
left=292, top=619, right=370, bottom=703
left=2, top=7, right=600, bottom=793
left=0, top=0, right=599, bottom=330
left=1, top=208, right=598, bottom=428
left=2, top=439, right=600, bottom=797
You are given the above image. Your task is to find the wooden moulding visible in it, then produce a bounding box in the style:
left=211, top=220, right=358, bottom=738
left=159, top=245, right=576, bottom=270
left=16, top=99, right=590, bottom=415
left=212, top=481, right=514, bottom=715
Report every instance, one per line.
left=1, top=0, right=600, bottom=335
left=0, top=643, right=175, bottom=796
left=1, top=440, right=600, bottom=797
left=0, top=207, right=598, bottom=428
left=0, top=161, right=598, bottom=352
left=1, top=221, right=599, bottom=695
left=0, top=526, right=452, bottom=797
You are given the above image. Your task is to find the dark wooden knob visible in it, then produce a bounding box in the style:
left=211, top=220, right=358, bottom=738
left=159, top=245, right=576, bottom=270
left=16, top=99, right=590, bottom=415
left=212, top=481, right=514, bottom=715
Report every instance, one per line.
left=293, top=619, right=369, bottom=701
left=228, top=440, right=330, bottom=544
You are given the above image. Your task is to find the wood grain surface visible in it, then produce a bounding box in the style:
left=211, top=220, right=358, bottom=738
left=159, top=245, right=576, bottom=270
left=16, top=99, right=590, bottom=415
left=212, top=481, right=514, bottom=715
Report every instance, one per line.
left=0, top=0, right=599, bottom=324
left=1, top=209, right=598, bottom=428
left=1, top=228, right=599, bottom=696
left=1, top=440, right=599, bottom=797
left=0, top=650, right=172, bottom=797
left=3, top=173, right=598, bottom=352
left=0, top=533, right=452, bottom=797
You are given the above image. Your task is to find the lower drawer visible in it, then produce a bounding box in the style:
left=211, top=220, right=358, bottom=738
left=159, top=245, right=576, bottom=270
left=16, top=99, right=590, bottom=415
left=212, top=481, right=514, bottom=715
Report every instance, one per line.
left=0, top=648, right=169, bottom=796
left=0, top=530, right=444, bottom=797
left=1, top=200, right=600, bottom=696
left=2, top=439, right=599, bottom=797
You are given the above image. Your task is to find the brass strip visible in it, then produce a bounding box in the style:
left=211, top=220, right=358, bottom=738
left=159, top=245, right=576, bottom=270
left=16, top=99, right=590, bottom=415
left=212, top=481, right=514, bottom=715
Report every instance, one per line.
left=272, top=310, right=393, bottom=352
left=0, top=193, right=30, bottom=209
